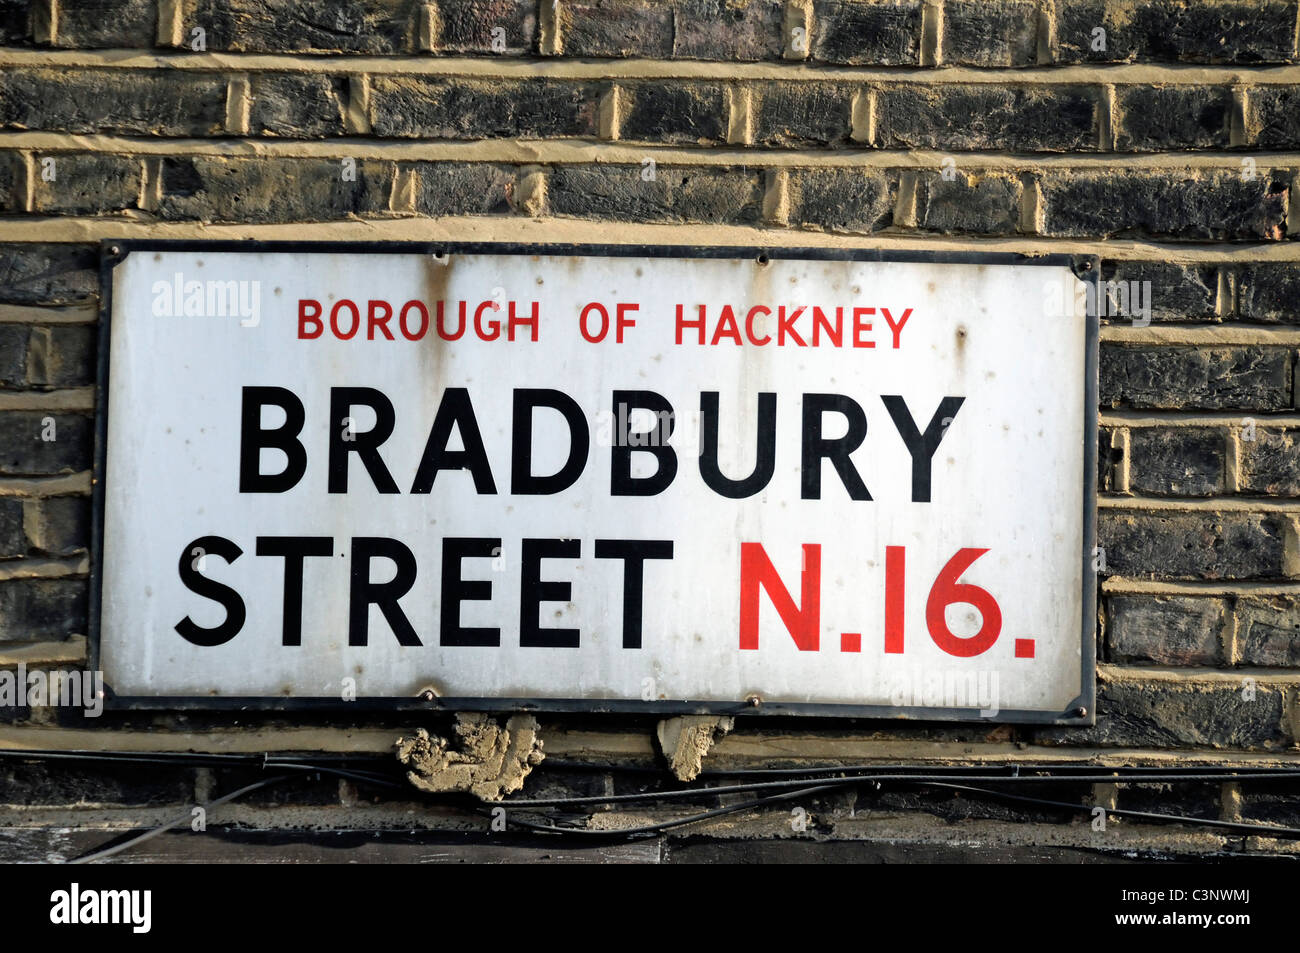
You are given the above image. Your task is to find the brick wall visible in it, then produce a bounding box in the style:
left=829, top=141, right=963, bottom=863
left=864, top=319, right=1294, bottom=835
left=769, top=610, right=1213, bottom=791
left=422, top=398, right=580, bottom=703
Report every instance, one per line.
left=2, top=0, right=1300, bottom=860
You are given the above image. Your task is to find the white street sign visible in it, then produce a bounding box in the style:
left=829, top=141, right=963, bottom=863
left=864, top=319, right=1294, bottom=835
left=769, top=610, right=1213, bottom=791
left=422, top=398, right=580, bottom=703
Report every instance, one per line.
left=97, top=244, right=1096, bottom=721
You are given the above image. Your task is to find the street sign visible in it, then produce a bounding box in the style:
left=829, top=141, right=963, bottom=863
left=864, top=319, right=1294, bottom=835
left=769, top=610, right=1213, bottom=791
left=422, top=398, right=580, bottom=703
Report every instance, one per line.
left=94, top=243, right=1097, bottom=722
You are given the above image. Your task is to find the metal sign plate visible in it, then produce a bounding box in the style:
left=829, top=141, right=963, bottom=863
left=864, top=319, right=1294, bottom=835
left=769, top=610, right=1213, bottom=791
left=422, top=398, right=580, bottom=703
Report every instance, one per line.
left=93, top=242, right=1097, bottom=722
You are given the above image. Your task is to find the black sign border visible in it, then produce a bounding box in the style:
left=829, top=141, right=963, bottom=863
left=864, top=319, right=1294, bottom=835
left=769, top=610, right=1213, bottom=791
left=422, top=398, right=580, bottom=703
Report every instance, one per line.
left=92, top=240, right=1098, bottom=725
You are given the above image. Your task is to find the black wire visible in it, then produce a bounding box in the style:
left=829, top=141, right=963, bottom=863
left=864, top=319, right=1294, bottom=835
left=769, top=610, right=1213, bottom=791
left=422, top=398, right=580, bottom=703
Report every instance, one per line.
left=492, top=770, right=1300, bottom=808
left=67, top=775, right=298, bottom=864
left=919, top=781, right=1300, bottom=841
left=485, top=783, right=852, bottom=838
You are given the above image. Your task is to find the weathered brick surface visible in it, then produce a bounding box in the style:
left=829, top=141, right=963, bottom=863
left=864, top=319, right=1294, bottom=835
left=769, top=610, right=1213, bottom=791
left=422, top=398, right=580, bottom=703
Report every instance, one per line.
left=0, top=579, right=87, bottom=641
left=1125, top=427, right=1226, bottom=496
left=369, top=77, right=601, bottom=139
left=435, top=0, right=538, bottom=54
left=1099, top=346, right=1292, bottom=411
left=1040, top=170, right=1290, bottom=241
left=411, top=162, right=514, bottom=216
left=1056, top=0, right=1300, bottom=64
left=622, top=83, right=727, bottom=145
left=181, top=0, right=418, bottom=53
left=55, top=0, right=156, bottom=48
left=1250, top=86, right=1300, bottom=150
left=1098, top=511, right=1287, bottom=580
left=30, top=154, right=141, bottom=216
left=915, top=171, right=1021, bottom=234
left=811, top=0, right=924, bottom=65
left=0, top=70, right=227, bottom=137
left=942, top=0, right=1039, bottom=67
left=1092, top=261, right=1218, bottom=323
left=0, top=498, right=22, bottom=556
left=561, top=0, right=675, bottom=57
left=22, top=498, right=90, bottom=557
left=0, top=760, right=193, bottom=805
left=157, top=156, right=392, bottom=223
left=752, top=83, right=853, bottom=147
left=1115, top=86, right=1234, bottom=151
left=248, top=74, right=349, bottom=138
left=1042, top=677, right=1289, bottom=748
left=673, top=0, right=784, bottom=60
left=876, top=85, right=1099, bottom=152
left=550, top=165, right=764, bottom=225
left=22, top=326, right=96, bottom=388
left=1107, top=595, right=1225, bottom=665
left=1239, top=429, right=1300, bottom=496
left=0, top=0, right=30, bottom=45
left=1237, top=264, right=1300, bottom=322
left=1237, top=597, right=1300, bottom=667
left=0, top=246, right=98, bottom=306
left=785, top=168, right=895, bottom=233
left=0, top=414, right=94, bottom=475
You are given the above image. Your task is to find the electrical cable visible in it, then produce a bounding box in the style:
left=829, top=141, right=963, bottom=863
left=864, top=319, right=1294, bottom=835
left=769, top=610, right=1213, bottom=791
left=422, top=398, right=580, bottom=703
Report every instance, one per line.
left=67, top=774, right=298, bottom=865
left=8, top=745, right=1299, bottom=856
left=486, top=782, right=853, bottom=838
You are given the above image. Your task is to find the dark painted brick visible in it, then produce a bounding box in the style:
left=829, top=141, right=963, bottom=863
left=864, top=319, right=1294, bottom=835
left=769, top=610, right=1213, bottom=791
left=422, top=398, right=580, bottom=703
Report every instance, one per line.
left=915, top=171, right=1021, bottom=234
left=157, top=157, right=391, bottom=223
left=812, top=0, right=923, bottom=65
left=0, top=245, right=98, bottom=306
left=1040, top=170, right=1289, bottom=241
left=549, top=165, right=763, bottom=225
left=1043, top=677, right=1287, bottom=748
left=0, top=499, right=21, bottom=556
left=1126, top=427, right=1226, bottom=496
left=0, top=69, right=226, bottom=137
left=0, top=579, right=87, bottom=640
left=55, top=0, right=155, bottom=47
left=0, top=760, right=192, bottom=806
left=673, top=0, right=784, bottom=60
left=249, top=74, right=348, bottom=138
left=1238, top=263, right=1300, bottom=322
left=30, top=154, right=141, bottom=215
left=0, top=326, right=26, bottom=385
left=412, top=162, right=513, bottom=216
left=1237, top=596, right=1300, bottom=667
left=1100, top=345, right=1291, bottom=411
left=25, top=326, right=96, bottom=387
left=621, top=83, right=726, bottom=144
left=435, top=0, right=537, bottom=54
left=1056, top=0, right=1300, bottom=64
left=877, top=85, right=1098, bottom=152
left=1239, top=428, right=1300, bottom=496
left=0, top=413, right=93, bottom=475
left=1240, top=785, right=1300, bottom=826
left=1251, top=86, right=1300, bottom=149
left=1098, top=511, right=1286, bottom=580
left=0, top=153, right=21, bottom=215
left=752, top=83, right=852, bottom=147
left=1092, top=260, right=1217, bottom=323
left=562, top=0, right=673, bottom=57
left=0, top=0, right=30, bottom=44
left=786, top=168, right=895, bottom=233
left=182, top=0, right=418, bottom=53
left=370, top=77, right=601, bottom=139
left=1115, top=85, right=1233, bottom=150
left=1107, top=595, right=1225, bottom=665
left=942, top=0, right=1038, bottom=66
left=23, top=497, right=89, bottom=556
